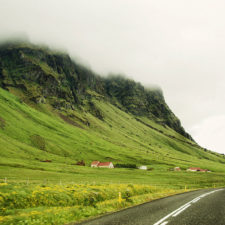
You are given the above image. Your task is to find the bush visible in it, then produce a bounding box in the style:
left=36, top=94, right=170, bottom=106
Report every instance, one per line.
left=115, top=163, right=137, bottom=169
left=30, top=134, right=46, bottom=150
left=0, top=117, right=5, bottom=129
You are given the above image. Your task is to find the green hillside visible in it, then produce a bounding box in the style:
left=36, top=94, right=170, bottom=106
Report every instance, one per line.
left=0, top=85, right=225, bottom=184
left=0, top=42, right=225, bottom=184
left=0, top=41, right=192, bottom=139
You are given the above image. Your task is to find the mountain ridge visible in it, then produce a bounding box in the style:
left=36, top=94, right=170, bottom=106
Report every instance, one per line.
left=0, top=41, right=193, bottom=141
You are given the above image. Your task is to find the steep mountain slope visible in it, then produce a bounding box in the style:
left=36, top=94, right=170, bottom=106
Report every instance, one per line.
left=0, top=41, right=224, bottom=177
left=0, top=42, right=191, bottom=139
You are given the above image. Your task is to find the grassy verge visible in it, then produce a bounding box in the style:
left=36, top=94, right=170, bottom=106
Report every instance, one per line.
left=0, top=183, right=195, bottom=225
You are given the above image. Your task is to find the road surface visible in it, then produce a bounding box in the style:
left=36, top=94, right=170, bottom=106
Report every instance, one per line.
left=75, top=188, right=225, bottom=225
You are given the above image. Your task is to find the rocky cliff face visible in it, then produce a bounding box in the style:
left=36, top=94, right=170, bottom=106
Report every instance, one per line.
left=0, top=42, right=193, bottom=141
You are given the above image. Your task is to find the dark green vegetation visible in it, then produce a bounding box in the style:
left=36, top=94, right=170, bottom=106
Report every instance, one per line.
left=0, top=41, right=225, bottom=182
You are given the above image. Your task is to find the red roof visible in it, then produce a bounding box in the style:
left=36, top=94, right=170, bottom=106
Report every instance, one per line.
left=189, top=167, right=201, bottom=170
left=91, top=161, right=100, bottom=166
left=174, top=167, right=181, bottom=170
left=189, top=167, right=208, bottom=171
left=98, top=162, right=112, bottom=167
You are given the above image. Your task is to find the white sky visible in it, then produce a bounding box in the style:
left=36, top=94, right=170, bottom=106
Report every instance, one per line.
left=0, top=0, right=225, bottom=154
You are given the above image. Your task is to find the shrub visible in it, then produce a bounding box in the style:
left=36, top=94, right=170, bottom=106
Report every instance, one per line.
left=0, top=117, right=5, bottom=129
left=115, top=163, right=137, bottom=169
left=30, top=134, right=46, bottom=150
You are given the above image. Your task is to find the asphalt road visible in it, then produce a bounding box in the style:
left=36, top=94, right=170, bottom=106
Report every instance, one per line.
left=75, top=188, right=225, bottom=225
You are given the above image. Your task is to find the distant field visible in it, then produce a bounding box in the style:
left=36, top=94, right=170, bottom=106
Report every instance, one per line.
left=1, top=166, right=225, bottom=190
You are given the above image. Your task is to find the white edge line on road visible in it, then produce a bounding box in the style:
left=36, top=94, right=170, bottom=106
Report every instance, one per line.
left=160, top=221, right=168, bottom=225
left=172, top=204, right=191, bottom=217
left=153, top=189, right=223, bottom=225
left=192, top=197, right=200, bottom=203
left=153, top=201, right=192, bottom=225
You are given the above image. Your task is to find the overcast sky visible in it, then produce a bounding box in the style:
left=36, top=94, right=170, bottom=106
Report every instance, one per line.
left=1, top=0, right=225, bottom=154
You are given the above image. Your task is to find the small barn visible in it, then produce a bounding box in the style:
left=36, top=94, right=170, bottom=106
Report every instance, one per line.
left=91, top=161, right=100, bottom=168
left=187, top=167, right=201, bottom=172
left=98, top=162, right=114, bottom=168
left=199, top=169, right=209, bottom=172
left=139, top=165, right=147, bottom=170
left=91, top=161, right=114, bottom=168
left=174, top=167, right=181, bottom=171
left=187, top=167, right=208, bottom=172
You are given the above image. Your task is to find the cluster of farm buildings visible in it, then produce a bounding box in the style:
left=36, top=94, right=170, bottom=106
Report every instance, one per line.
left=90, top=161, right=210, bottom=172
left=174, top=167, right=211, bottom=172
left=91, top=161, right=114, bottom=168
left=91, top=161, right=147, bottom=170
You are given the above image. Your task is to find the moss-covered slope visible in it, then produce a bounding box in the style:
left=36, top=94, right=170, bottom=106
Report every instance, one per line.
left=0, top=42, right=191, bottom=140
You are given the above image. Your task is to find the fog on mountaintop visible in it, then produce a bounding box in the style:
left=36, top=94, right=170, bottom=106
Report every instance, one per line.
left=0, top=0, right=225, bottom=153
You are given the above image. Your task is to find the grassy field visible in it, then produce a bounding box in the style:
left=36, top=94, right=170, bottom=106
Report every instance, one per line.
left=0, top=181, right=219, bottom=225
left=0, top=87, right=225, bottom=224
left=1, top=166, right=225, bottom=189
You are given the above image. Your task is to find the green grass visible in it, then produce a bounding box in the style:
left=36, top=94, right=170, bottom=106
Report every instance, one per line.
left=0, top=86, right=225, bottom=178
left=0, top=182, right=215, bottom=225
left=0, top=86, right=225, bottom=224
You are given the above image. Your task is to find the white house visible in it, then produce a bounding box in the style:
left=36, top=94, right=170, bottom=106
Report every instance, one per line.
left=139, top=165, right=147, bottom=170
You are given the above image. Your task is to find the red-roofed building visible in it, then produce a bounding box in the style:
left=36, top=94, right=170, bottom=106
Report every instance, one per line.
left=187, top=167, right=208, bottom=172
left=174, top=167, right=181, bottom=171
left=91, top=161, right=114, bottom=168
left=91, top=161, right=100, bottom=168
left=98, top=162, right=114, bottom=168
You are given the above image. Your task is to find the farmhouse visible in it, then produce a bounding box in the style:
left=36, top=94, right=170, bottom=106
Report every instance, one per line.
left=174, top=167, right=181, bottom=171
left=200, top=169, right=210, bottom=172
left=187, top=167, right=201, bottom=172
left=91, top=161, right=100, bottom=168
left=187, top=167, right=208, bottom=172
left=139, top=165, right=147, bottom=170
left=98, top=162, right=114, bottom=168
left=91, top=161, right=114, bottom=168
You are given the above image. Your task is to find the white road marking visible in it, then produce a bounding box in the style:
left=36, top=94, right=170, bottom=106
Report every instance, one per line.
left=153, top=202, right=193, bottom=225
left=160, top=221, right=168, bottom=225
left=192, top=197, right=200, bottom=203
left=153, top=189, right=223, bottom=225
left=172, top=204, right=191, bottom=217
